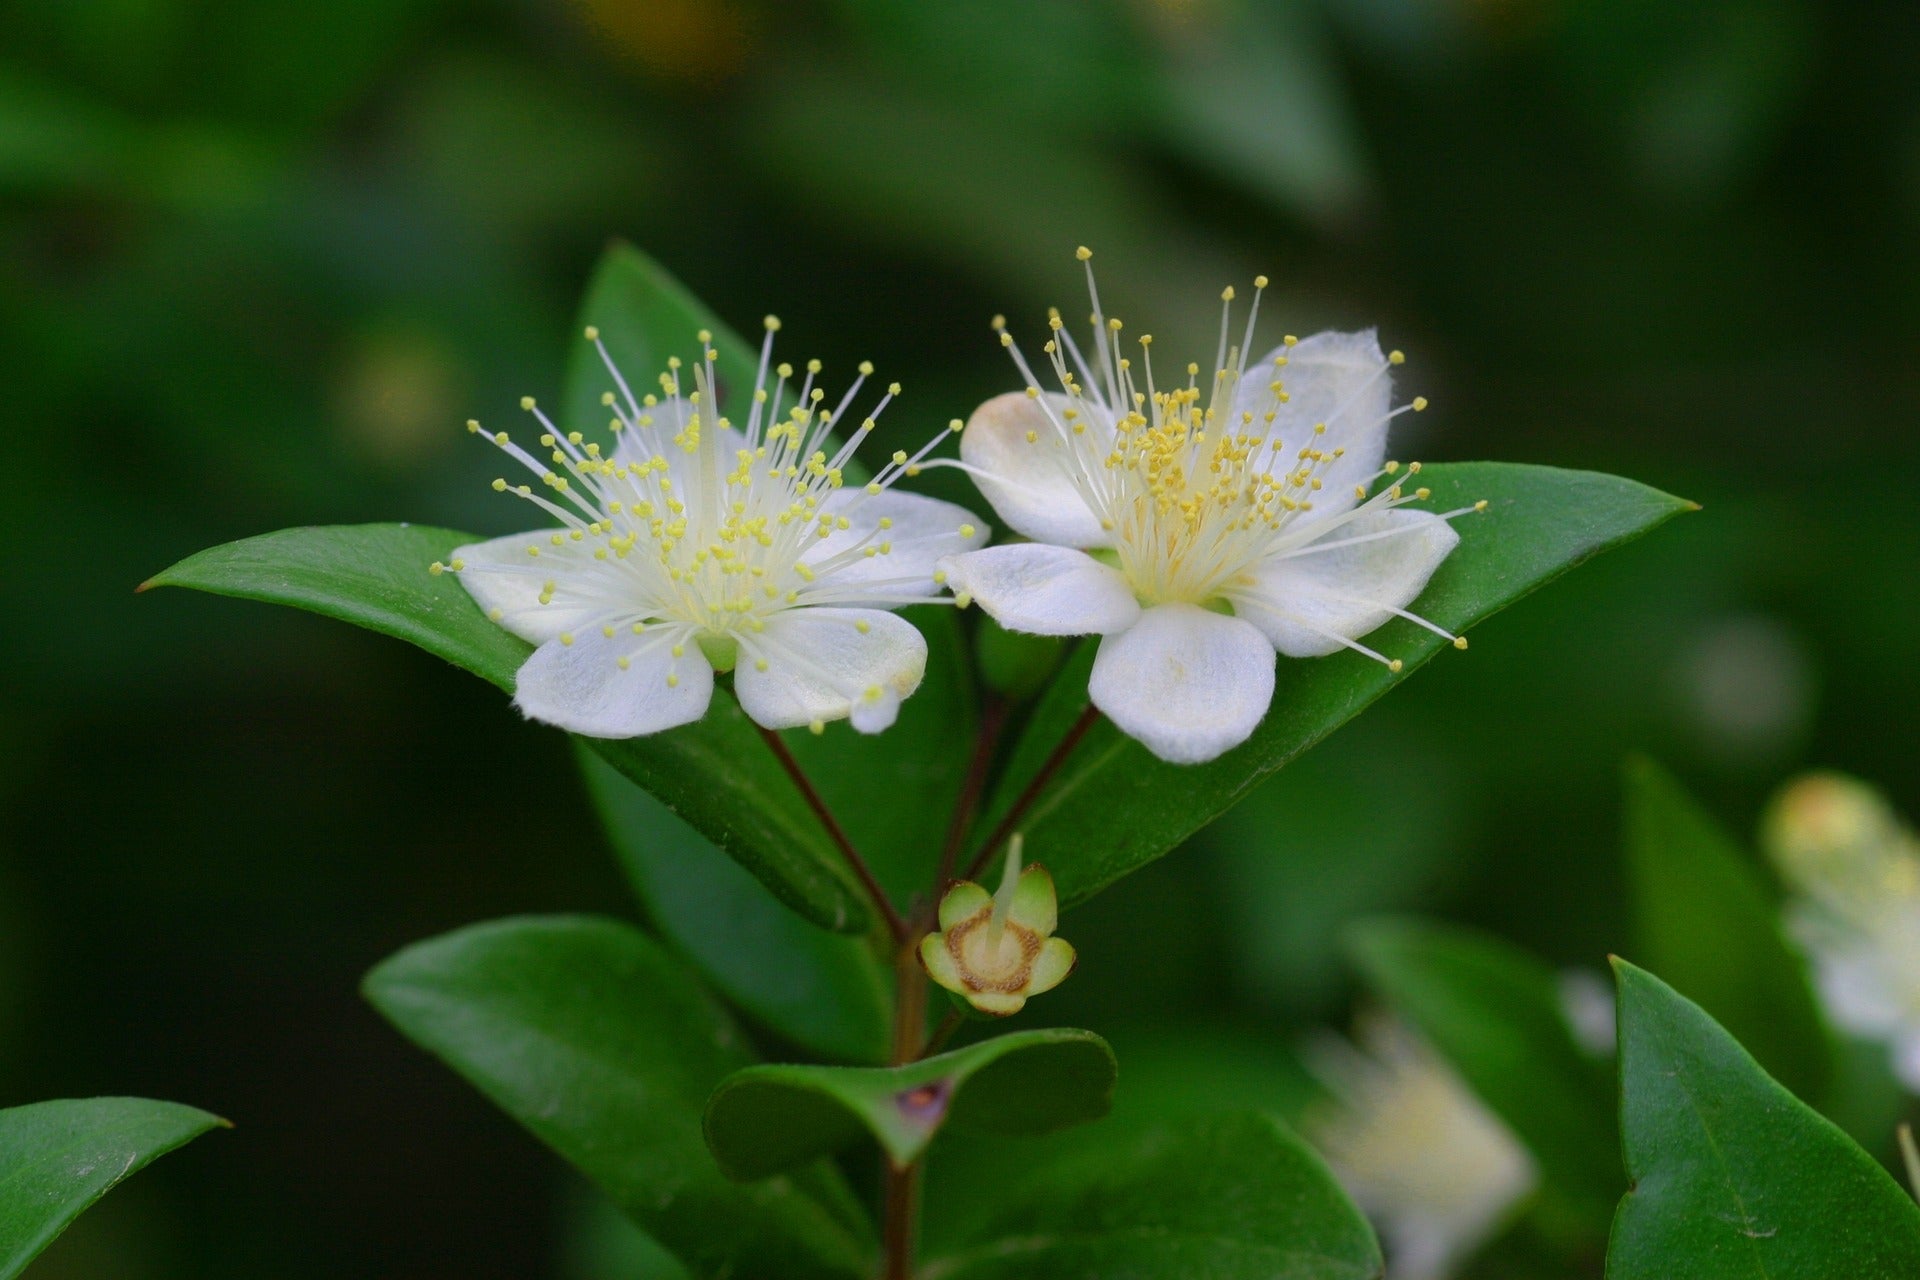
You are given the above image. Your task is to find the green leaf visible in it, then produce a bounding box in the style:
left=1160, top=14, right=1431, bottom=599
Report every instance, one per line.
left=1607, top=960, right=1920, bottom=1278
left=559, top=242, right=760, bottom=455
left=923, top=1111, right=1382, bottom=1280
left=577, top=747, right=892, bottom=1064
left=980, top=463, right=1694, bottom=910
left=362, top=915, right=874, bottom=1280
left=1623, top=757, right=1830, bottom=1103
left=0, top=1097, right=227, bottom=1279
left=143, top=523, right=870, bottom=934
left=1348, top=917, right=1618, bottom=1232
left=703, top=1028, right=1115, bottom=1178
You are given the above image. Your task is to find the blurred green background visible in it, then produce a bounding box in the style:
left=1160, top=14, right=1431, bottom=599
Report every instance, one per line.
left=4, top=0, right=1919, bottom=1275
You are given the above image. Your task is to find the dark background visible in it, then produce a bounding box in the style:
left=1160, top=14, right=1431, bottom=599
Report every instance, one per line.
left=4, top=1, right=1918, bottom=1275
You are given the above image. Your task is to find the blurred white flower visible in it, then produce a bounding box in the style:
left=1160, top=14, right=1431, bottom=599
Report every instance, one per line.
left=1764, top=772, right=1920, bottom=1090
left=439, top=321, right=987, bottom=738
left=936, top=248, right=1477, bottom=764
left=1305, top=1017, right=1536, bottom=1280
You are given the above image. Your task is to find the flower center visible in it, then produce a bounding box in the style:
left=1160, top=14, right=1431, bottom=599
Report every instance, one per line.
left=945, top=909, right=1042, bottom=994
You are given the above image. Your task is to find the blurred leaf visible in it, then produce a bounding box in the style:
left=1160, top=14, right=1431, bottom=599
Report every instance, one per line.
left=1154, top=1, right=1371, bottom=226
left=578, top=747, right=891, bottom=1064
left=985, top=463, right=1695, bottom=911
left=363, top=915, right=874, bottom=1280
left=704, top=1027, right=1115, bottom=1178
left=1607, top=960, right=1920, bottom=1277
left=924, top=1111, right=1381, bottom=1280
left=1623, top=756, right=1830, bottom=1102
left=0, top=1097, right=226, bottom=1279
left=144, top=524, right=870, bottom=933
left=1348, top=918, right=1619, bottom=1234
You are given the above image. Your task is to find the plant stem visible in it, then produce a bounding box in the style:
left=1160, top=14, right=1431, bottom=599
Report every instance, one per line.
left=919, top=1007, right=963, bottom=1060
left=957, top=702, right=1101, bottom=885
left=933, top=696, right=1010, bottom=894
left=756, top=724, right=910, bottom=944
left=883, top=940, right=929, bottom=1277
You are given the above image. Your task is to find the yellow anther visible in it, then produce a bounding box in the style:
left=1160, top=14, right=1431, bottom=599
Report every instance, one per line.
left=892, top=450, right=909, bottom=464
left=428, top=561, right=445, bottom=576
left=1389, top=350, right=1405, bottom=365
left=764, top=314, right=781, bottom=331
left=492, top=478, right=507, bottom=491
left=858, top=360, right=874, bottom=376
left=667, top=673, right=680, bottom=688
left=466, top=419, right=480, bottom=433
left=1453, top=636, right=1469, bottom=650
left=808, top=718, right=825, bottom=735
left=1253, top=274, right=1269, bottom=288
left=958, top=523, right=976, bottom=538
left=888, top=381, right=902, bottom=396
left=1025, top=430, right=1038, bottom=443
left=559, top=632, right=575, bottom=646
left=493, top=431, right=509, bottom=445
left=1075, top=246, right=1092, bottom=261
left=617, top=655, right=630, bottom=670
left=584, top=325, right=599, bottom=341
left=520, top=396, right=535, bottom=410
left=1388, top=659, right=1404, bottom=673
left=1474, top=499, right=1490, bottom=512
left=855, top=619, right=871, bottom=634
left=1221, top=285, right=1235, bottom=302
left=1284, top=335, right=1298, bottom=346
left=1412, top=396, right=1429, bottom=412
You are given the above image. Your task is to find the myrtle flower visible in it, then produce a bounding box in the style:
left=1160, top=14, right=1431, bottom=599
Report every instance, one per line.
left=1763, top=773, right=1920, bottom=1090
left=920, top=836, right=1076, bottom=1016
left=437, top=322, right=988, bottom=738
left=1305, top=1017, right=1536, bottom=1280
left=935, top=248, right=1481, bottom=764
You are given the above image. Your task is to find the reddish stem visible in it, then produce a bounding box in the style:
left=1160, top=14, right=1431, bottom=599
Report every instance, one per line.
left=756, top=725, right=909, bottom=943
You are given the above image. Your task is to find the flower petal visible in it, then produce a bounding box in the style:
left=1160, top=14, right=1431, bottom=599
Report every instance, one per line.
left=1008, top=865, right=1058, bottom=937
left=1236, top=329, right=1393, bottom=525
left=800, top=489, right=989, bottom=600
left=1088, top=603, right=1276, bottom=765
left=959, top=391, right=1111, bottom=548
left=920, top=934, right=967, bottom=996
left=513, top=624, right=714, bottom=738
left=452, top=531, right=610, bottom=645
left=937, top=544, right=1140, bottom=637
left=1225, top=508, right=1459, bottom=658
left=734, top=607, right=927, bottom=733
left=1026, top=938, right=1077, bottom=997
left=937, top=882, right=993, bottom=931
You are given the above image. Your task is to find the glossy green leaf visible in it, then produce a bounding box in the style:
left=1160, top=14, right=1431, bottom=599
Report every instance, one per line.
left=1607, top=960, right=1920, bottom=1278
left=0, top=1097, right=226, bottom=1279
left=704, top=1028, right=1115, bottom=1178
left=979, top=463, right=1694, bottom=909
left=362, top=915, right=874, bottom=1280
left=1623, top=757, right=1830, bottom=1103
left=144, top=523, right=869, bottom=933
left=559, top=242, right=759, bottom=456
left=577, top=747, right=891, bottom=1064
left=1348, top=917, right=1618, bottom=1230
left=923, top=1111, right=1381, bottom=1280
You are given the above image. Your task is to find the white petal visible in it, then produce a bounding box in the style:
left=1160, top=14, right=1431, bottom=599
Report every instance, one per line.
left=735, top=608, right=927, bottom=734
left=800, top=489, right=989, bottom=599
left=937, top=544, right=1140, bottom=637
left=1237, top=329, right=1393, bottom=524
left=513, top=624, right=714, bottom=738
left=1893, top=1027, right=1920, bottom=1093
left=1225, top=508, right=1459, bottom=658
left=1088, top=603, right=1276, bottom=765
left=959, top=391, right=1111, bottom=548
left=452, top=530, right=611, bottom=645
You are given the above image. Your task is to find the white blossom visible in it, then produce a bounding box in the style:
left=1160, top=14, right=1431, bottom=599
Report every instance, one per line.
left=934, top=249, right=1480, bottom=764
left=1764, top=773, right=1920, bottom=1090
left=436, top=320, right=987, bottom=739
left=1305, top=1017, right=1537, bottom=1280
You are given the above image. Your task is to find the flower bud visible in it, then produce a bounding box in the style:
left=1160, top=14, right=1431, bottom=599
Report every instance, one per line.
left=920, top=836, right=1076, bottom=1016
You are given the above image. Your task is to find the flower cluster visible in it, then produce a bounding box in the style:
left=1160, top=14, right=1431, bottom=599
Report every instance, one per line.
left=1305, top=1017, right=1536, bottom=1280
left=1764, top=772, right=1920, bottom=1090
left=449, top=251, right=1473, bottom=768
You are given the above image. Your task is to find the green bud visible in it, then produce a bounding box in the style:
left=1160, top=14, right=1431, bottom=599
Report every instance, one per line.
left=920, top=836, right=1076, bottom=1016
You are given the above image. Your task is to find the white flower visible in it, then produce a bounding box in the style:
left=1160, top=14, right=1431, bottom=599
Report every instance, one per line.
left=934, top=249, right=1480, bottom=764
left=1305, top=1017, right=1537, bottom=1280
left=1764, top=773, right=1920, bottom=1090
left=436, top=320, right=988, bottom=739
